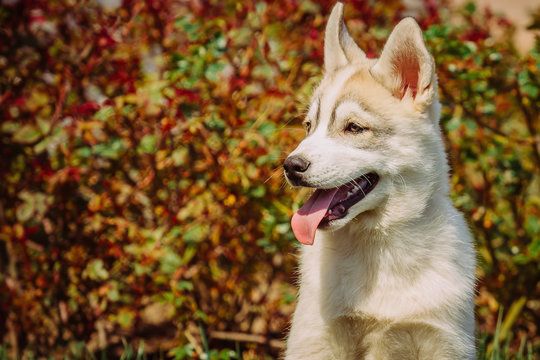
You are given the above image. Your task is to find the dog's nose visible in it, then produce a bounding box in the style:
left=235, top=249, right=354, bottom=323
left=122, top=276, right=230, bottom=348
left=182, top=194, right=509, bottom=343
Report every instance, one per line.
left=284, top=156, right=310, bottom=179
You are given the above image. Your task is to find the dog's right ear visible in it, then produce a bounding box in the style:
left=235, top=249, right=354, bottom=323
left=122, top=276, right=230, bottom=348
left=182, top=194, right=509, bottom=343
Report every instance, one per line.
left=370, top=18, right=436, bottom=105
left=324, top=2, right=366, bottom=73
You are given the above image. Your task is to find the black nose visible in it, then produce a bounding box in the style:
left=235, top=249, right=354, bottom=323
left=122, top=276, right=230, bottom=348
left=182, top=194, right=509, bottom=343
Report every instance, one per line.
left=284, top=156, right=310, bottom=182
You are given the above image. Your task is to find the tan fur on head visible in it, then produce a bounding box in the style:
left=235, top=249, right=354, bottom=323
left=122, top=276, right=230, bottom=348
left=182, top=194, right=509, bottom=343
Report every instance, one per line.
left=325, top=6, right=438, bottom=111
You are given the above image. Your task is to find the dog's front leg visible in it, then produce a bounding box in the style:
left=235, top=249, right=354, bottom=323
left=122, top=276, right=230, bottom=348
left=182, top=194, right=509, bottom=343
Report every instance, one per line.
left=284, top=297, right=333, bottom=360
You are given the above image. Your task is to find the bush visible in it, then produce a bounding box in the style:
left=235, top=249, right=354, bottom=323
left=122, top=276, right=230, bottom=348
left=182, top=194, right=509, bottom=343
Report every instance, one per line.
left=425, top=5, right=540, bottom=355
left=0, top=0, right=538, bottom=358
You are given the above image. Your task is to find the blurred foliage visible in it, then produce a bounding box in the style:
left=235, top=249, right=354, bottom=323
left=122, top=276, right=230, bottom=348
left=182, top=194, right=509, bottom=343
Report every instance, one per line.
left=0, top=0, right=538, bottom=358
left=425, top=5, right=540, bottom=356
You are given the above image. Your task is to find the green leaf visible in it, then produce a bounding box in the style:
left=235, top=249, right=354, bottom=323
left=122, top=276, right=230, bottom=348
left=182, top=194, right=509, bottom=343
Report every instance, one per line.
left=480, top=101, right=495, bottom=115
left=108, top=287, right=120, bottom=302
left=16, top=191, right=50, bottom=222
left=529, top=240, right=540, bottom=258
left=172, top=148, right=188, bottom=166
left=139, top=134, right=157, bottom=154
left=16, top=200, right=34, bottom=222
left=116, top=308, right=135, bottom=328
left=258, top=122, right=275, bottom=138
left=463, top=1, right=476, bottom=14
left=299, top=0, right=321, bottom=14
left=256, top=151, right=279, bottom=166
left=204, top=62, right=225, bottom=82
left=284, top=293, right=296, bottom=304
left=525, top=215, right=540, bottom=236
left=229, top=27, right=252, bottom=47
left=94, top=105, right=115, bottom=121
left=2, top=121, right=20, bottom=134
left=184, top=224, right=207, bottom=243
left=36, top=118, right=51, bottom=134
left=93, top=138, right=124, bottom=159
left=252, top=64, right=275, bottom=79
left=175, top=17, right=201, bottom=41
left=34, top=137, right=50, bottom=154
left=182, top=245, right=197, bottom=264
left=177, top=281, right=193, bottom=291
left=13, top=124, right=41, bottom=144
left=75, top=147, right=92, bottom=158
left=371, top=27, right=390, bottom=40
left=204, top=113, right=226, bottom=130
left=160, top=251, right=183, bottom=274
left=521, top=83, right=539, bottom=98
left=84, top=259, right=109, bottom=281
left=250, top=186, right=266, bottom=198
left=423, top=25, right=449, bottom=39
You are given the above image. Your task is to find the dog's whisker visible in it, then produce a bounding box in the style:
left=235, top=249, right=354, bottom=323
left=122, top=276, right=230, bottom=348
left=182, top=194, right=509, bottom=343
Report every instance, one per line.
left=264, top=168, right=283, bottom=184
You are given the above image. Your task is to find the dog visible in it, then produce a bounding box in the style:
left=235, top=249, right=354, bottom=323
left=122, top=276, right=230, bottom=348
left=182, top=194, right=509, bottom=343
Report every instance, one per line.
left=282, top=3, right=476, bottom=359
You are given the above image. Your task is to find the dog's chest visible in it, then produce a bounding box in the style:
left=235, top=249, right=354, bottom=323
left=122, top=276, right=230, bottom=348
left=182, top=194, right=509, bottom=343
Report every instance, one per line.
left=315, top=242, right=395, bottom=314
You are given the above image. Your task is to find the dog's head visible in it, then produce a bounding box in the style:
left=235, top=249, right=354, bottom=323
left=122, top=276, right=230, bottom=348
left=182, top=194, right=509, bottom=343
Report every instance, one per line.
left=285, top=3, right=448, bottom=245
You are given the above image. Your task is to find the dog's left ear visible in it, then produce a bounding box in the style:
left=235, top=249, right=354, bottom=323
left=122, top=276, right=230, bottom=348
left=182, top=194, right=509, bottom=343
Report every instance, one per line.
left=324, top=2, right=366, bottom=73
left=370, top=18, right=436, bottom=105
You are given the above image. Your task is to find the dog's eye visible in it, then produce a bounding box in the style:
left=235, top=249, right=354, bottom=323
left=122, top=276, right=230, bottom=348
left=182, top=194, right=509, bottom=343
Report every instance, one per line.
left=345, top=123, right=366, bottom=134
left=304, top=121, right=312, bottom=133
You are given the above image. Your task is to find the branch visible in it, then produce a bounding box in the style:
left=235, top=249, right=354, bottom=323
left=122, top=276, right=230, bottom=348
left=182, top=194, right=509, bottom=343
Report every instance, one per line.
left=209, top=331, right=285, bottom=350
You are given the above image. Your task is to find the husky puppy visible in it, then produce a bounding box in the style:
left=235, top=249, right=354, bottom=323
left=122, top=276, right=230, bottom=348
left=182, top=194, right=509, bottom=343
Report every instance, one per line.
left=283, top=3, right=476, bottom=359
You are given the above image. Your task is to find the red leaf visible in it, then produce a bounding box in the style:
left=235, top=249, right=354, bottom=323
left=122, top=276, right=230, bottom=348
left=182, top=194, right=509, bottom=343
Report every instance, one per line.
left=74, top=102, right=100, bottom=115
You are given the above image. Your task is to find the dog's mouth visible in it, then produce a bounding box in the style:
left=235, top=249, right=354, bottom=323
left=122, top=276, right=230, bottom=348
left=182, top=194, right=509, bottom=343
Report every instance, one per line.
left=321, top=172, right=379, bottom=224
left=291, top=173, right=379, bottom=245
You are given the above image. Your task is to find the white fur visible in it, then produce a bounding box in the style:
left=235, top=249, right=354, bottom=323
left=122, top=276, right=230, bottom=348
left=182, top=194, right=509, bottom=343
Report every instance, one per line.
left=284, top=4, right=476, bottom=360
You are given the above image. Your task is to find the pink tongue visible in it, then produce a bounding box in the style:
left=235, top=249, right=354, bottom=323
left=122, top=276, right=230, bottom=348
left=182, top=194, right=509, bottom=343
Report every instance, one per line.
left=291, top=188, right=339, bottom=245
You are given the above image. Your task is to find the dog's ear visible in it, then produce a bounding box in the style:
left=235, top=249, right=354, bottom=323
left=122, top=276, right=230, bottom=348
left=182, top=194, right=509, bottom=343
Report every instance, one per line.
left=324, top=2, right=366, bottom=73
left=370, top=18, right=436, bottom=104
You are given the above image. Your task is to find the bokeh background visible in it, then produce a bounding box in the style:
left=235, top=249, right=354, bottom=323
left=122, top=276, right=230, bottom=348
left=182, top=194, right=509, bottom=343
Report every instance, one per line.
left=0, top=0, right=539, bottom=358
